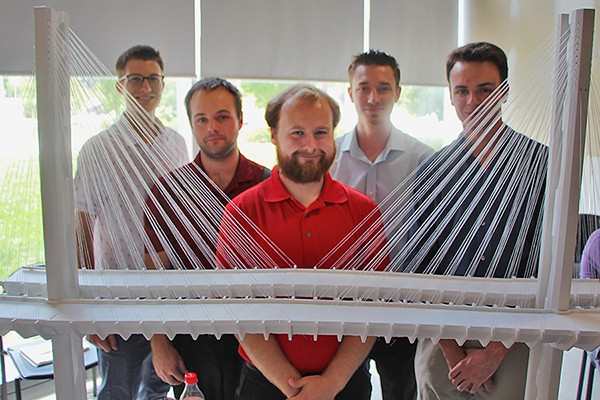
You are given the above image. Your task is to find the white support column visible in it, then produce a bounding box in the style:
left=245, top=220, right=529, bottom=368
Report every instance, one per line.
left=536, top=13, right=570, bottom=311
left=547, top=8, right=594, bottom=312
left=34, top=7, right=86, bottom=399
left=51, top=331, right=87, bottom=400
left=34, top=6, right=79, bottom=301
left=527, top=8, right=595, bottom=400
left=530, top=344, right=566, bottom=400
left=525, top=15, right=569, bottom=399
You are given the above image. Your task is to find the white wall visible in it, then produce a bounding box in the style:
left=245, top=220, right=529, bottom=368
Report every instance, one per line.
left=460, top=0, right=554, bottom=76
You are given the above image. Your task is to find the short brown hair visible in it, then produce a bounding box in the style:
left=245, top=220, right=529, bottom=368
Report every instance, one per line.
left=348, top=50, right=400, bottom=87
left=265, top=84, right=340, bottom=129
left=115, top=45, right=164, bottom=77
left=446, top=42, right=508, bottom=83
left=184, top=77, right=243, bottom=121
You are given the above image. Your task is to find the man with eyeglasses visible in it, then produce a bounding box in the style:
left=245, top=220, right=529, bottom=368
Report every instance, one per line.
left=74, top=45, right=188, bottom=400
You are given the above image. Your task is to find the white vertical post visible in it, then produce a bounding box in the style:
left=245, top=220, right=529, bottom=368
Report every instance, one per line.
left=546, top=7, right=594, bottom=311
left=526, top=8, right=595, bottom=400
left=536, top=13, right=570, bottom=310
left=34, top=7, right=86, bottom=399
left=34, top=6, right=79, bottom=300
left=52, top=331, right=87, bottom=400
left=525, top=14, right=569, bottom=400
left=530, top=345, right=568, bottom=400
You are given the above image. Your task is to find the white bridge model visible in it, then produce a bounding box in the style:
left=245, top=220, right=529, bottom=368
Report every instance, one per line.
left=0, top=6, right=598, bottom=400
left=2, top=267, right=600, bottom=350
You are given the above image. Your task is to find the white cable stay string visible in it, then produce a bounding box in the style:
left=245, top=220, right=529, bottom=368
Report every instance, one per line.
left=65, top=19, right=532, bottom=294
left=57, top=30, right=195, bottom=270
left=62, top=24, right=190, bottom=187
left=61, top=24, right=292, bottom=276
left=410, top=35, right=556, bottom=309
left=17, top=14, right=596, bottom=328
left=52, top=37, right=272, bottom=310
left=453, top=129, right=535, bottom=277
left=502, top=27, right=569, bottom=144
left=232, top=23, right=560, bottom=312
left=142, top=155, right=294, bottom=275
left=69, top=14, right=540, bottom=304
left=52, top=23, right=282, bottom=319
left=144, top=165, right=228, bottom=270
left=50, top=27, right=172, bottom=271
left=323, top=89, right=516, bottom=278
left=444, top=26, right=569, bottom=310
left=54, top=11, right=396, bottom=299
left=141, top=153, right=255, bottom=273
left=217, top=200, right=295, bottom=271
left=0, top=18, right=52, bottom=278
left=10, top=12, right=600, bottom=380
left=52, top=23, right=291, bottom=304
left=307, top=28, right=564, bottom=318
left=304, top=96, right=544, bottom=316
left=65, top=23, right=188, bottom=274
left=401, top=89, right=518, bottom=271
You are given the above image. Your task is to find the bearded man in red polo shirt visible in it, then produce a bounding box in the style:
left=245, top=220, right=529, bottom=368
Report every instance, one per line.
left=217, top=83, right=388, bottom=400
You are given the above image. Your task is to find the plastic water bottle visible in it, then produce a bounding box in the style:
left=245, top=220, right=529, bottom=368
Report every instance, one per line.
left=179, top=372, right=206, bottom=400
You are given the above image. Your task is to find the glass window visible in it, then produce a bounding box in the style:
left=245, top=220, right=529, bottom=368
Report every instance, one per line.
left=0, top=75, right=461, bottom=280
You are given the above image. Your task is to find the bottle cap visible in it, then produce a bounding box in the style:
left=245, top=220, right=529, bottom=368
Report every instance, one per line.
left=184, top=372, right=198, bottom=385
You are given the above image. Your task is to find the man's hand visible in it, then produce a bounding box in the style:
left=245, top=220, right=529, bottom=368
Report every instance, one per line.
left=448, top=342, right=509, bottom=394
left=86, top=334, right=118, bottom=353
left=287, top=375, right=339, bottom=400
left=285, top=336, right=375, bottom=400
left=462, top=348, right=494, bottom=393
left=237, top=333, right=302, bottom=397
left=438, top=339, right=466, bottom=369
left=151, top=334, right=188, bottom=385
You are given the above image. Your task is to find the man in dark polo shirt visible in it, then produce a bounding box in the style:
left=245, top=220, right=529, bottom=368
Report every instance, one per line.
left=144, top=77, right=270, bottom=399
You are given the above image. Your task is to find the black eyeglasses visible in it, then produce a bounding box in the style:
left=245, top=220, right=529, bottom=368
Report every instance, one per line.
left=119, top=74, right=164, bottom=87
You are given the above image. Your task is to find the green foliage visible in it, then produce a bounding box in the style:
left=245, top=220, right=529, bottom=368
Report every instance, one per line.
left=399, top=86, right=444, bottom=120
left=240, top=82, right=293, bottom=143
left=245, top=127, right=272, bottom=143
left=241, top=82, right=292, bottom=109
left=5, top=75, right=178, bottom=124
left=88, top=77, right=177, bottom=126
left=2, top=77, right=15, bottom=97
left=156, top=79, right=177, bottom=126
left=15, top=77, right=37, bottom=119
left=0, top=158, right=45, bottom=280
left=86, top=78, right=123, bottom=115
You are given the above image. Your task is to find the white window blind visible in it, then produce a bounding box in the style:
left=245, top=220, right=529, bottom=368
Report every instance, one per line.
left=370, top=0, right=459, bottom=86
left=0, top=0, right=195, bottom=76
left=200, top=0, right=364, bottom=82
left=1, top=1, right=458, bottom=83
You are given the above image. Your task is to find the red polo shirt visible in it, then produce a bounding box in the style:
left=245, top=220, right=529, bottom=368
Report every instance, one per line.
left=145, top=152, right=268, bottom=269
left=217, top=167, right=387, bottom=374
